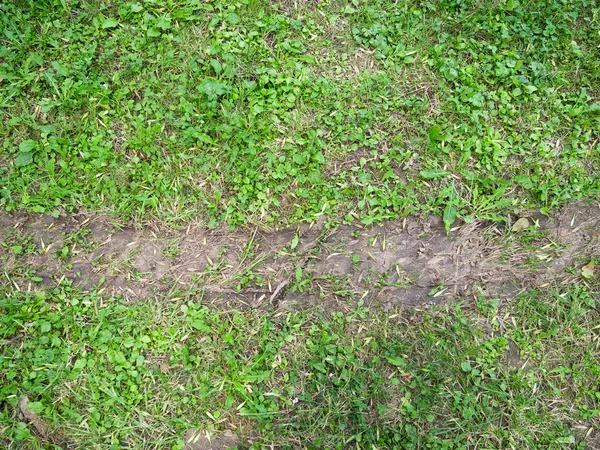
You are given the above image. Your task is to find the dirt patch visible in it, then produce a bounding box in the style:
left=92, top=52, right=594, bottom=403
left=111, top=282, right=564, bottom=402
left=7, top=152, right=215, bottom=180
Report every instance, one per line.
left=573, top=419, right=600, bottom=450
left=284, top=202, right=599, bottom=310
left=184, top=429, right=241, bottom=450
left=1, top=201, right=598, bottom=310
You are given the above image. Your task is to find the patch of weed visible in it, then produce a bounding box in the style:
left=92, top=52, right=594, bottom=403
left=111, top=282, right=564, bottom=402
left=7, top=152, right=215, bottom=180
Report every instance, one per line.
left=1, top=275, right=598, bottom=448
left=1, top=0, right=598, bottom=228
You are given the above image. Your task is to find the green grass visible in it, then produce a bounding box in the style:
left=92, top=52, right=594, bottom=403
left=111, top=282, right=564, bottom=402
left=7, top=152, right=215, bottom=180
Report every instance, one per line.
left=2, top=1, right=600, bottom=448
left=1, top=279, right=598, bottom=449
left=1, top=0, right=599, bottom=228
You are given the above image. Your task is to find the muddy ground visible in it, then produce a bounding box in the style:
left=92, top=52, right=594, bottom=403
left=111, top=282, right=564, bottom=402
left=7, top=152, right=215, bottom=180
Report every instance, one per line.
left=1, top=201, right=598, bottom=311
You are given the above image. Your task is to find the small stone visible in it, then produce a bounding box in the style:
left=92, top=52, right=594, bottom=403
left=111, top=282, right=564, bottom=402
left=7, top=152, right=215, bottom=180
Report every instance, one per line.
left=511, top=217, right=530, bottom=232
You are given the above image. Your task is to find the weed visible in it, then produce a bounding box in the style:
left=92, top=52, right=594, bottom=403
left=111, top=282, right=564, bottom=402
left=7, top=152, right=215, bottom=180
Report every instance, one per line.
left=1, top=278, right=598, bottom=448
left=1, top=0, right=597, bottom=228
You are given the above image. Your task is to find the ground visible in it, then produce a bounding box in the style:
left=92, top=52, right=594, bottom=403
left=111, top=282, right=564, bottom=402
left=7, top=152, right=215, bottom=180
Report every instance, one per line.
left=1, top=203, right=599, bottom=449
left=1, top=202, right=599, bottom=309
left=1, top=0, right=600, bottom=449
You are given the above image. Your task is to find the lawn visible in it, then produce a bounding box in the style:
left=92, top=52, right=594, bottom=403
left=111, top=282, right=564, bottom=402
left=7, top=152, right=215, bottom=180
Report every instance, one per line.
left=1, top=281, right=599, bottom=449
left=1, top=0, right=599, bottom=448
left=1, top=0, right=599, bottom=229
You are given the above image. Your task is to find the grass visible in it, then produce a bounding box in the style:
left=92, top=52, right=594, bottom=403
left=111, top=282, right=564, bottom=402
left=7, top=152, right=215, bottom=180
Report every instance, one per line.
left=1, top=277, right=598, bottom=449
left=1, top=0, right=599, bottom=229
left=2, top=0, right=600, bottom=448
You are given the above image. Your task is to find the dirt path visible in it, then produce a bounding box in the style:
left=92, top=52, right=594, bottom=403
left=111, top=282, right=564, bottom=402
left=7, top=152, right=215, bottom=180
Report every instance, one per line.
left=1, top=201, right=598, bottom=310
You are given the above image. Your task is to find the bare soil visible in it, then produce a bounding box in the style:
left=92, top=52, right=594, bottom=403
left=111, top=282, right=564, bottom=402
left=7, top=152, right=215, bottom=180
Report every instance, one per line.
left=183, top=429, right=241, bottom=450
left=1, top=201, right=598, bottom=311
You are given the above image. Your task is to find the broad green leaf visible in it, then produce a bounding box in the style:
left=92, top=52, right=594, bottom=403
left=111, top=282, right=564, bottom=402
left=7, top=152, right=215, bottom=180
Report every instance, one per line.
left=199, top=79, right=227, bottom=97
left=443, top=203, right=457, bottom=232
left=147, top=27, right=161, bottom=37
left=73, top=358, right=87, bottom=370
left=19, top=139, right=37, bottom=153
left=428, top=284, right=446, bottom=296
left=190, top=320, right=211, bottom=333
left=15, top=152, right=33, bottom=167
left=514, top=175, right=532, bottom=188
left=239, top=371, right=270, bottom=383
left=298, top=54, right=316, bottom=64
left=385, top=356, right=406, bottom=367
left=312, top=152, right=325, bottom=164
left=227, top=12, right=240, bottom=24
left=102, top=18, right=119, bottom=29
left=195, top=132, right=213, bottom=144
left=26, top=401, right=44, bottom=414
left=290, top=234, right=299, bottom=250
left=156, top=17, right=171, bottom=30
left=506, top=0, right=519, bottom=10
left=525, top=85, right=538, bottom=94
left=210, top=59, right=222, bottom=75
left=293, top=153, right=307, bottom=165
left=461, top=361, right=472, bottom=372
left=428, top=125, right=446, bottom=142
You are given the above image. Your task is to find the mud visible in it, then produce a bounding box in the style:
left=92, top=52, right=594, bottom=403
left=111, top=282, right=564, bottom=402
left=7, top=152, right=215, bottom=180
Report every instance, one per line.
left=1, top=201, right=598, bottom=310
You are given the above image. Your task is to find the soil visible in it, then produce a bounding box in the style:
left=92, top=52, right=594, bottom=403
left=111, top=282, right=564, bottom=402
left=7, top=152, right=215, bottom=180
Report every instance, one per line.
left=183, top=429, right=241, bottom=450
left=1, top=201, right=599, bottom=311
